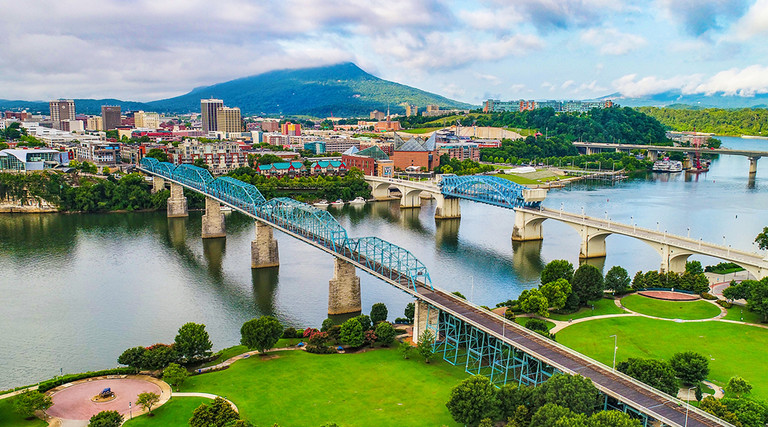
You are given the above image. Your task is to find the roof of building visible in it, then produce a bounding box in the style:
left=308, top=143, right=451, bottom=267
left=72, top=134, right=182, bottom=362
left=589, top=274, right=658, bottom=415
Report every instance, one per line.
left=0, top=148, right=63, bottom=161
left=355, top=146, right=389, bottom=160
left=393, top=133, right=436, bottom=152
left=312, top=160, right=347, bottom=168
left=342, top=146, right=360, bottom=155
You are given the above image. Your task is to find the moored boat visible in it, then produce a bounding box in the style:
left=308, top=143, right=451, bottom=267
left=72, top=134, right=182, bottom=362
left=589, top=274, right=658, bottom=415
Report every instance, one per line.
left=349, top=196, right=366, bottom=205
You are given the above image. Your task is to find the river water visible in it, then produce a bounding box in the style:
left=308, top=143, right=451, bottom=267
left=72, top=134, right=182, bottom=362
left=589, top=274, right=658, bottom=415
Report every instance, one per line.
left=1, top=136, right=766, bottom=389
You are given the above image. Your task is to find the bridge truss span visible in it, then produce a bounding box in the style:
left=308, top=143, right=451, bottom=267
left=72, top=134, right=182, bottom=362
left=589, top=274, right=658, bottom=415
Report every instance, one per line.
left=439, top=175, right=546, bottom=209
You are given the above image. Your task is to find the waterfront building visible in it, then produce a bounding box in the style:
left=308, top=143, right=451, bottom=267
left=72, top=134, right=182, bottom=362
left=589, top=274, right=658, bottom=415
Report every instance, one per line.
left=49, top=99, right=75, bottom=130
left=216, top=107, right=242, bottom=133
left=310, top=160, right=347, bottom=175
left=391, top=133, right=437, bottom=171
left=256, top=161, right=306, bottom=177
left=0, top=148, right=70, bottom=171
left=174, top=139, right=246, bottom=175
left=438, top=142, right=480, bottom=162
left=342, top=145, right=390, bottom=176
left=75, top=141, right=121, bottom=165
left=201, top=99, right=224, bottom=133
left=101, top=105, right=122, bottom=130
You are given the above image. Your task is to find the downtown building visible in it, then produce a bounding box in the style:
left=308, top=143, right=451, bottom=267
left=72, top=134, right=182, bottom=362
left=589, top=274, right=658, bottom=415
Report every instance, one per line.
left=49, top=99, right=75, bottom=130
left=101, top=106, right=122, bottom=130
left=173, top=139, right=247, bottom=175
left=201, top=99, right=224, bottom=133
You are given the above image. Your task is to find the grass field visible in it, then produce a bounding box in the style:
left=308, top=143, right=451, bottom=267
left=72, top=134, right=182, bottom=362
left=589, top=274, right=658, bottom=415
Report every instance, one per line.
left=198, top=339, right=303, bottom=368
left=179, top=348, right=467, bottom=426
left=620, top=295, right=721, bottom=320
left=124, top=397, right=209, bottom=427
left=493, top=173, right=539, bottom=185
left=557, top=317, right=768, bottom=401
left=0, top=396, right=47, bottom=427
left=549, top=298, right=626, bottom=321
left=401, top=127, right=442, bottom=134
left=723, top=306, right=764, bottom=324
left=514, top=317, right=556, bottom=330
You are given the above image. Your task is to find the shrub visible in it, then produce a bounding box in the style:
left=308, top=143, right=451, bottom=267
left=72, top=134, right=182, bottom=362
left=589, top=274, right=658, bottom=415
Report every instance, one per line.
left=504, top=308, right=515, bottom=320
left=13, top=390, right=52, bottom=419
left=394, top=317, right=409, bottom=324
left=321, top=318, right=335, bottom=332
left=282, top=327, right=298, bottom=338
left=355, top=315, right=372, bottom=331
left=89, top=410, right=123, bottom=427
left=339, top=318, right=364, bottom=347
left=717, top=300, right=733, bottom=308
left=375, top=322, right=397, bottom=346
left=370, top=302, right=388, bottom=324
left=399, top=341, right=413, bottom=359
left=306, top=345, right=336, bottom=354
left=38, top=368, right=138, bottom=392
left=190, top=397, right=240, bottom=427
left=302, top=328, right=319, bottom=338
left=700, top=292, right=718, bottom=300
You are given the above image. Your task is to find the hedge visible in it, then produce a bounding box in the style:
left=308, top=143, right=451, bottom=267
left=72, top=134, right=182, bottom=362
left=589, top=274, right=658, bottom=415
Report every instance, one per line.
left=38, top=367, right=139, bottom=392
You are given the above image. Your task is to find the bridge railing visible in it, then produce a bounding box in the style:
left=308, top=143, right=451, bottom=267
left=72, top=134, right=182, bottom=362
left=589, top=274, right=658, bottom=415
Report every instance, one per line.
left=440, top=175, right=543, bottom=209
left=345, top=237, right=432, bottom=290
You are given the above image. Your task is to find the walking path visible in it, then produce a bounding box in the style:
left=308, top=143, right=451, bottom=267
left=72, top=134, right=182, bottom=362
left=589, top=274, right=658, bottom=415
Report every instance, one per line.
left=172, top=392, right=239, bottom=413
left=197, top=346, right=302, bottom=373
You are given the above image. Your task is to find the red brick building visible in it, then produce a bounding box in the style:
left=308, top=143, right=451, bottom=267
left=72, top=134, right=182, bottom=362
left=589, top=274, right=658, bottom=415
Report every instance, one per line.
left=391, top=133, right=437, bottom=171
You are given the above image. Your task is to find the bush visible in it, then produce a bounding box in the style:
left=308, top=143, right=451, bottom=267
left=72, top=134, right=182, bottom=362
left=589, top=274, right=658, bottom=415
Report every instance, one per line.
left=13, top=390, right=52, bottom=419
left=701, top=292, right=718, bottom=300
left=89, top=410, right=123, bottom=427
left=321, top=318, right=335, bottom=332
left=717, top=299, right=733, bottom=308
left=339, top=318, right=364, bottom=347
left=306, top=345, right=336, bottom=354
left=375, top=322, right=397, bottom=346
left=38, top=368, right=138, bottom=392
left=394, top=317, right=409, bottom=324
left=282, top=327, right=298, bottom=338
left=370, top=302, right=388, bottom=324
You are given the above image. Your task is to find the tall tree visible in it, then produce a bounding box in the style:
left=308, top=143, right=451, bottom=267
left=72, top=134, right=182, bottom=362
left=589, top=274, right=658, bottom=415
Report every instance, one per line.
left=190, top=397, right=240, bottom=427
left=754, top=227, right=768, bottom=250
left=136, top=392, right=160, bottom=415
left=571, top=264, right=604, bottom=306
left=670, top=351, right=710, bottom=385
left=445, top=375, right=500, bottom=426
left=604, top=266, right=631, bottom=294
left=174, top=322, right=213, bottom=362
left=540, top=278, right=572, bottom=309
left=370, top=303, right=388, bottom=324
left=13, top=390, right=52, bottom=419
left=404, top=302, right=415, bottom=323
left=240, top=315, right=283, bottom=354
left=416, top=330, right=436, bottom=363
left=617, top=358, right=678, bottom=396
left=519, top=288, right=550, bottom=317
left=541, top=260, right=574, bottom=285
left=532, top=374, right=602, bottom=415
left=747, top=277, right=768, bottom=322
left=163, top=363, right=189, bottom=391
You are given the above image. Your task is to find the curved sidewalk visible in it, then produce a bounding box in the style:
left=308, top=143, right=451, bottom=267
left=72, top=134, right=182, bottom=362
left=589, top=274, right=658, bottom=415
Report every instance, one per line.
left=172, top=392, right=239, bottom=413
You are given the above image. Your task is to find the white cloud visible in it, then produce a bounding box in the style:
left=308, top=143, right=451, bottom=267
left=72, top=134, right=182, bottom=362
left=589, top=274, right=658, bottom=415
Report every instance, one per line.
left=474, top=73, right=502, bottom=85
left=612, top=65, right=768, bottom=97
left=580, top=28, right=647, bottom=55
left=729, top=0, right=768, bottom=40
left=561, top=80, right=575, bottom=89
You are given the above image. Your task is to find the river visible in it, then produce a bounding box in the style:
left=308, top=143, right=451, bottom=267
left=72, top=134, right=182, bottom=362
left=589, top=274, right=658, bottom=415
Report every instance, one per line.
left=1, top=136, right=766, bottom=389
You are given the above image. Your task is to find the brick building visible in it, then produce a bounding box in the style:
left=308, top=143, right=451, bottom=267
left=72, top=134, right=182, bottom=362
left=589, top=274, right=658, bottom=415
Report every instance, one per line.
left=391, top=133, right=437, bottom=171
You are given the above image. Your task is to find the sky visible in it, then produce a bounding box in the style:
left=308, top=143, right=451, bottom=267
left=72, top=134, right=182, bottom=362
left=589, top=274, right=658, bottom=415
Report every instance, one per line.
left=1, top=0, right=768, bottom=105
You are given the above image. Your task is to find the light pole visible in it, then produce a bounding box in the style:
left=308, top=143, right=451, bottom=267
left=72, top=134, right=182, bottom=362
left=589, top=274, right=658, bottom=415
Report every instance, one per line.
left=631, top=216, right=635, bottom=233
left=560, top=202, right=563, bottom=218
left=610, top=334, right=617, bottom=371
left=129, top=401, right=132, bottom=419
left=581, top=206, right=585, bottom=220
left=684, top=386, right=695, bottom=427
left=656, top=221, right=659, bottom=232
left=470, top=275, right=474, bottom=302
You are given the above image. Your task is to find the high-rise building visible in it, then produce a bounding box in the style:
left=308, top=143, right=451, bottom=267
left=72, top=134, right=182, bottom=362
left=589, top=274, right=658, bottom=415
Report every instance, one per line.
left=281, top=122, right=301, bottom=136
left=216, top=107, right=242, bottom=133
left=101, top=106, right=122, bottom=130
left=49, top=99, right=75, bottom=130
left=201, top=99, right=224, bottom=133
left=405, top=104, right=418, bottom=117
left=134, top=111, right=160, bottom=129
left=86, top=116, right=103, bottom=131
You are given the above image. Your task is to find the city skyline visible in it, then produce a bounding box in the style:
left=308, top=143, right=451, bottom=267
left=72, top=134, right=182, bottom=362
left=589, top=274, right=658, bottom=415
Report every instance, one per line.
left=1, top=0, right=767, bottom=104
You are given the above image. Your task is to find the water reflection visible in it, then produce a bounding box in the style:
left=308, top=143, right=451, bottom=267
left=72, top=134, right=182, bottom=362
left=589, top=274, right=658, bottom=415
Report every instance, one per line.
left=202, top=237, right=226, bottom=279
left=510, top=240, right=546, bottom=281
left=435, top=218, right=460, bottom=251
left=250, top=267, right=279, bottom=315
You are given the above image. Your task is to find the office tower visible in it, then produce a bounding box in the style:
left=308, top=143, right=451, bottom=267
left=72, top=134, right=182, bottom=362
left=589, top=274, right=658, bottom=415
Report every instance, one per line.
left=201, top=99, right=224, bottom=133
left=101, top=106, right=122, bottom=130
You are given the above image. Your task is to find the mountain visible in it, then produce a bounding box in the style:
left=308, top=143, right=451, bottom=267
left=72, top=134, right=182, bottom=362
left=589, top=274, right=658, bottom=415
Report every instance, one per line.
left=600, top=91, right=768, bottom=109
left=0, top=63, right=473, bottom=117
left=147, top=63, right=473, bottom=116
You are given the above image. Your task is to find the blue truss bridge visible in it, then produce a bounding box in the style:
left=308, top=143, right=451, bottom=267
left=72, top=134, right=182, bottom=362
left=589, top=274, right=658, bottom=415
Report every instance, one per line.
left=138, top=158, right=727, bottom=427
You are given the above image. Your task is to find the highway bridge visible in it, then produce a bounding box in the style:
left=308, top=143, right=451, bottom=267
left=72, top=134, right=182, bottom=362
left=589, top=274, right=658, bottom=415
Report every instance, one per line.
left=139, top=158, right=731, bottom=426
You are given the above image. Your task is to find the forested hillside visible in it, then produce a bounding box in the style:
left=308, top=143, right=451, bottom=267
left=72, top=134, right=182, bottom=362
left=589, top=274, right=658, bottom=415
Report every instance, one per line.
left=636, top=107, right=768, bottom=136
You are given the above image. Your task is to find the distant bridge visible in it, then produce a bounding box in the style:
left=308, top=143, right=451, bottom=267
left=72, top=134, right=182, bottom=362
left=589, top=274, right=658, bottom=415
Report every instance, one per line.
left=139, top=158, right=728, bottom=427
left=573, top=141, right=768, bottom=175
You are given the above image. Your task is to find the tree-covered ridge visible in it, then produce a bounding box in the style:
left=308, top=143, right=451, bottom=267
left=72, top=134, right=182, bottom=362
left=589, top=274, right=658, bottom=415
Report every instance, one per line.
left=637, top=107, right=768, bottom=136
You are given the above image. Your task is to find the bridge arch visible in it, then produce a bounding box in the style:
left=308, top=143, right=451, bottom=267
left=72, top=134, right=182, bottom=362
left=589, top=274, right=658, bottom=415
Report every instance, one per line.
left=368, top=181, right=393, bottom=200
left=440, top=175, right=544, bottom=209
left=139, top=157, right=159, bottom=172
left=154, top=161, right=176, bottom=179
left=398, top=187, right=423, bottom=208
left=257, top=197, right=349, bottom=252
left=173, top=164, right=214, bottom=192
left=208, top=177, right=266, bottom=214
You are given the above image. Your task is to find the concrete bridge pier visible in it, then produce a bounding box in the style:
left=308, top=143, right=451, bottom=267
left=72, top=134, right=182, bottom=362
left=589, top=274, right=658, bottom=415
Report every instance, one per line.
left=201, top=196, right=226, bottom=239
left=152, top=176, right=165, bottom=194
left=647, top=150, right=659, bottom=162
left=511, top=209, right=546, bottom=241
left=167, top=182, right=188, bottom=218
left=749, top=156, right=760, bottom=175
left=576, top=227, right=610, bottom=259
left=251, top=221, right=279, bottom=269
left=658, top=245, right=692, bottom=274
left=434, top=194, right=461, bottom=219
left=328, top=258, right=361, bottom=315
left=412, top=300, right=439, bottom=344
left=399, top=188, right=422, bottom=209
left=370, top=181, right=392, bottom=200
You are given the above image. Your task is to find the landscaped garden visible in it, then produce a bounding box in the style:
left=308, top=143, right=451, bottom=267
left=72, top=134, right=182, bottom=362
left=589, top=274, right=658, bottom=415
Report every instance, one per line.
left=0, top=396, right=47, bottom=427
left=557, top=317, right=768, bottom=401
left=124, top=396, right=209, bottom=427
left=548, top=297, right=627, bottom=321
left=620, top=294, right=722, bottom=320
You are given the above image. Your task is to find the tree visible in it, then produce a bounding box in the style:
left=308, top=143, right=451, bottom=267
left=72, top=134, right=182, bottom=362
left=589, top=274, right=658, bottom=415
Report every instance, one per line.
left=529, top=403, right=576, bottom=427
left=339, top=318, right=364, bottom=347
left=370, top=302, right=388, bottom=324
left=13, top=390, right=52, bottom=419
left=240, top=315, right=283, bottom=354
left=700, top=396, right=741, bottom=425
left=321, top=318, right=335, bottom=332
left=375, top=321, right=396, bottom=346
left=497, top=384, right=534, bottom=419
left=102, top=167, right=111, bottom=176
left=723, top=397, right=768, bottom=427
left=143, top=344, right=178, bottom=370
left=146, top=148, right=168, bottom=162
left=604, top=266, right=631, bottom=294
left=519, top=288, right=550, bottom=317
left=88, top=410, right=123, bottom=427
left=685, top=260, right=704, bottom=276
left=136, top=392, right=160, bottom=415
left=670, top=351, right=709, bottom=384
left=118, top=346, right=147, bottom=369
left=726, top=376, right=753, bottom=398
left=586, top=411, right=643, bottom=427
left=746, top=277, right=768, bottom=322
left=174, top=322, right=213, bottom=362
left=193, top=158, right=209, bottom=170
left=163, top=363, right=189, bottom=391
left=404, top=303, right=415, bottom=323
left=533, top=373, right=601, bottom=415
left=540, top=278, right=572, bottom=309
left=541, top=260, right=574, bottom=285
left=399, top=341, right=413, bottom=359
left=416, top=330, right=435, bottom=363
left=617, top=358, right=678, bottom=396
left=355, top=314, right=372, bottom=331
left=190, top=397, right=240, bottom=427
left=445, top=375, right=499, bottom=426
left=755, top=226, right=768, bottom=250
left=723, top=280, right=751, bottom=301
left=571, top=264, right=604, bottom=306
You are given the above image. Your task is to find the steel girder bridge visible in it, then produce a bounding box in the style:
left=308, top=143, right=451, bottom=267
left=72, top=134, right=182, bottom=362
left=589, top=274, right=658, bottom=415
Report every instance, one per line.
left=438, top=174, right=546, bottom=209
left=139, top=158, right=728, bottom=427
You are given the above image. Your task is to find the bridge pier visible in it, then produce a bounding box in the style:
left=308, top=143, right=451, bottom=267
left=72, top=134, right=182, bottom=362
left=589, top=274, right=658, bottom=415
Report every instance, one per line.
left=647, top=150, right=658, bottom=162
left=152, top=176, right=165, bottom=194
left=658, top=245, right=692, bottom=274
left=328, top=258, right=361, bottom=315
left=370, top=181, right=392, bottom=200
left=412, top=300, right=439, bottom=344
left=167, top=182, right=188, bottom=218
left=399, top=188, right=422, bottom=209
left=201, top=196, right=226, bottom=239
left=578, top=228, right=609, bottom=259
left=511, top=209, right=545, bottom=241
left=749, top=156, right=760, bottom=175
left=251, top=221, right=279, bottom=269
left=434, top=194, right=461, bottom=219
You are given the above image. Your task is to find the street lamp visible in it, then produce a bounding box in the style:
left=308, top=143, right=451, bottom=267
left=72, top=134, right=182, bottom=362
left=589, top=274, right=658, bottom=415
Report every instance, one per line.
left=631, top=216, right=635, bottom=233
left=560, top=202, right=563, bottom=218
left=129, top=402, right=132, bottom=419
left=581, top=206, right=585, bottom=220
left=684, top=386, right=695, bottom=427
left=687, top=227, right=690, bottom=239
left=610, top=335, right=618, bottom=371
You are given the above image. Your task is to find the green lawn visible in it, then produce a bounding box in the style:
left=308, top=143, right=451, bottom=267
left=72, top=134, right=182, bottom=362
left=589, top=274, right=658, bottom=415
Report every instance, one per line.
left=549, top=298, right=626, bottom=321
left=557, top=317, right=768, bottom=401
left=124, top=397, right=209, bottom=427
left=0, top=396, right=47, bottom=427
left=723, top=306, right=764, bottom=324
left=401, top=127, right=442, bottom=134
left=493, top=173, right=539, bottom=185
left=514, top=317, right=556, bottom=330
left=199, top=339, right=302, bottom=368
left=620, top=294, right=721, bottom=320
left=179, top=348, right=467, bottom=426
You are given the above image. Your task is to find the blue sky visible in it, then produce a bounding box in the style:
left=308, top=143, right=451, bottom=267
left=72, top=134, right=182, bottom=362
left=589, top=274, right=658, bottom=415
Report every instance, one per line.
left=1, top=0, right=767, bottom=104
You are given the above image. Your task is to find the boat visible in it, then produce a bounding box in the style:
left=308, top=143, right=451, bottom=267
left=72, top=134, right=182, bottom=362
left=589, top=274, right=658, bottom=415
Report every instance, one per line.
left=331, top=199, right=345, bottom=206
left=313, top=200, right=329, bottom=208
left=220, top=205, right=233, bottom=213
left=652, top=159, right=683, bottom=173
left=349, top=197, right=367, bottom=205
